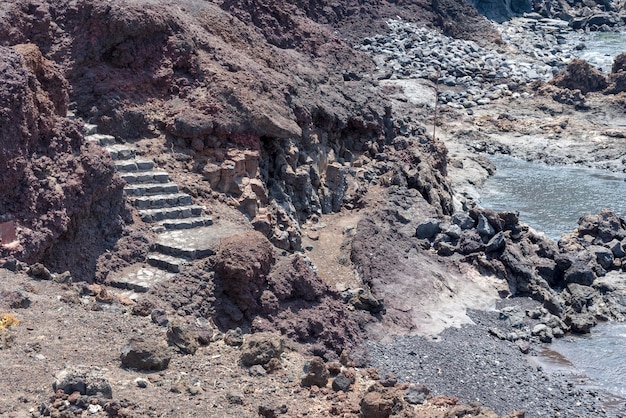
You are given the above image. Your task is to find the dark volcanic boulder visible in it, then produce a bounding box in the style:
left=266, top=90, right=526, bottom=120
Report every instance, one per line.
left=563, top=261, right=595, bottom=286
left=120, top=337, right=172, bottom=371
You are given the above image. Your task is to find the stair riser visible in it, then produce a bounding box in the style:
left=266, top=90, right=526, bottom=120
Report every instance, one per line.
left=115, top=161, right=155, bottom=172
left=108, top=149, right=137, bottom=160
left=124, top=184, right=179, bottom=196
left=121, top=173, right=170, bottom=184
left=147, top=257, right=182, bottom=273
left=159, top=218, right=214, bottom=230
left=131, top=195, right=193, bottom=210
left=108, top=279, right=150, bottom=293
left=155, top=244, right=215, bottom=259
left=139, top=207, right=203, bottom=223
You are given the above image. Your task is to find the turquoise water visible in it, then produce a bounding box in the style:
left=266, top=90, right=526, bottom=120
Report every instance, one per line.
left=479, top=155, right=626, bottom=241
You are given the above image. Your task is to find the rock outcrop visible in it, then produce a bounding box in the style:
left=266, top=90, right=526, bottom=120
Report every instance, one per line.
left=0, top=44, right=129, bottom=280
left=416, top=208, right=626, bottom=334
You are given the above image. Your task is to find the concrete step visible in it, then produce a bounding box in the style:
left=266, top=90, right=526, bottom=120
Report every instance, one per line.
left=130, top=193, right=193, bottom=209
left=156, top=216, right=214, bottom=231
left=121, top=171, right=170, bottom=184
left=115, top=159, right=155, bottom=172
left=124, top=182, right=179, bottom=197
left=153, top=224, right=244, bottom=262
left=83, top=123, right=98, bottom=135
left=85, top=134, right=116, bottom=146
left=105, top=144, right=137, bottom=160
left=138, top=205, right=204, bottom=223
left=147, top=253, right=187, bottom=273
left=155, top=241, right=215, bottom=259
left=108, top=265, right=175, bottom=292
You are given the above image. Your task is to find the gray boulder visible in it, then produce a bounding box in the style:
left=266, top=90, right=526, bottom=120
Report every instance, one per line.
left=53, top=367, right=112, bottom=398
left=120, top=337, right=171, bottom=371
left=416, top=219, right=441, bottom=240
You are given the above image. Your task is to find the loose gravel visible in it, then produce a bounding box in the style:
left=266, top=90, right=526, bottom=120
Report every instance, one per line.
left=366, top=308, right=607, bottom=417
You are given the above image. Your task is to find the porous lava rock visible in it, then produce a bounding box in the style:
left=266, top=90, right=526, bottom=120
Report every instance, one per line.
left=0, top=43, right=129, bottom=280
left=551, top=59, right=608, bottom=94
left=215, top=231, right=275, bottom=314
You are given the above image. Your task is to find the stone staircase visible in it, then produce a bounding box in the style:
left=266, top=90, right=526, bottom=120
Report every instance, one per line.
left=84, top=127, right=239, bottom=295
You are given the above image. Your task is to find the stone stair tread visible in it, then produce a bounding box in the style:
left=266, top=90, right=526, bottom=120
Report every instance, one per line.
left=85, top=133, right=116, bottom=146
left=121, top=171, right=170, bottom=184
left=147, top=253, right=188, bottom=273
left=105, top=144, right=137, bottom=160
left=130, top=193, right=193, bottom=209
left=124, top=182, right=179, bottom=196
left=138, top=205, right=204, bottom=222
left=155, top=223, right=248, bottom=259
left=107, top=265, right=175, bottom=293
left=115, top=159, right=155, bottom=172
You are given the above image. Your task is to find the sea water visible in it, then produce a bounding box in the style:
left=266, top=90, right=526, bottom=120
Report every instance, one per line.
left=568, top=31, right=626, bottom=73
left=479, top=154, right=626, bottom=241
left=479, top=155, right=626, bottom=411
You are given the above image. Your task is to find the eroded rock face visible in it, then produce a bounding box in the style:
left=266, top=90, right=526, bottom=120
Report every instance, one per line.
left=0, top=44, right=128, bottom=280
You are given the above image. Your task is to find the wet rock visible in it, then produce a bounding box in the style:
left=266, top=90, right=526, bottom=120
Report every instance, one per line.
left=240, top=332, right=284, bottom=366
left=477, top=214, right=495, bottom=237
left=485, top=231, right=506, bottom=252
left=566, top=313, right=596, bottom=334
left=52, top=367, right=112, bottom=399
left=166, top=321, right=199, bottom=355
left=608, top=239, right=626, bottom=258
left=589, top=245, right=614, bottom=269
left=120, top=337, right=171, bottom=371
left=452, top=212, right=475, bottom=230
left=301, top=356, right=329, bottom=387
